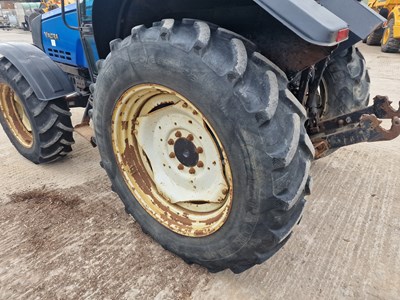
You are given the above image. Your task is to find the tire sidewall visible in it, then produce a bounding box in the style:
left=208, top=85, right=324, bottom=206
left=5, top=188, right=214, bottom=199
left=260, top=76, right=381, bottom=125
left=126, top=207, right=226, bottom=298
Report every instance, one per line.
left=94, top=43, right=275, bottom=261
left=0, top=74, right=41, bottom=162
left=321, top=46, right=370, bottom=119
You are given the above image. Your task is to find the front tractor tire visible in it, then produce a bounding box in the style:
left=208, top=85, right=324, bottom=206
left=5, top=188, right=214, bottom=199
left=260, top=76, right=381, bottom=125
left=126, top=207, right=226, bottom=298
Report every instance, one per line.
left=93, top=19, right=314, bottom=273
left=0, top=58, right=74, bottom=164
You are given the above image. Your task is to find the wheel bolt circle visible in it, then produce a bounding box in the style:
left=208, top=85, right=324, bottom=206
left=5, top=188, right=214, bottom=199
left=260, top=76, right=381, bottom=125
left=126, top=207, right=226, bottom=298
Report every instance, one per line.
left=197, top=161, right=204, bottom=168
left=178, top=164, right=184, bottom=170
left=168, top=139, right=175, bottom=145
left=187, top=134, right=194, bottom=141
left=189, top=168, right=196, bottom=174
left=169, top=152, right=176, bottom=159
left=175, top=131, right=182, bottom=138
left=196, top=147, right=204, bottom=154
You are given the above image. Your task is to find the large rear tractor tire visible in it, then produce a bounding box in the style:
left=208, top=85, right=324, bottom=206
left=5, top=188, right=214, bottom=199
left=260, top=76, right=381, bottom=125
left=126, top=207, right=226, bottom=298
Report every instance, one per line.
left=93, top=19, right=314, bottom=273
left=320, top=46, right=370, bottom=120
left=381, top=18, right=400, bottom=53
left=0, top=57, right=74, bottom=164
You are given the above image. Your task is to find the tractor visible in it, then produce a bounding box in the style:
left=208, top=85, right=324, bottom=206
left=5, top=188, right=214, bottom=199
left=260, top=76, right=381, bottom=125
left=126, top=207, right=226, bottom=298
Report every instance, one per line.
left=0, top=0, right=399, bottom=273
left=365, top=0, right=400, bottom=52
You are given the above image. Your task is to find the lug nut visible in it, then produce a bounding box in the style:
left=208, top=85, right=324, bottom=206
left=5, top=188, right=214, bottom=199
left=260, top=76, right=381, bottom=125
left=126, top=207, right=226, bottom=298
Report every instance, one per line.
left=178, top=164, right=184, bottom=170
left=169, top=152, right=176, bottom=159
left=175, top=131, right=182, bottom=138
left=168, top=139, right=175, bottom=145
left=187, top=134, right=194, bottom=141
left=189, top=168, right=196, bottom=174
left=196, top=147, right=204, bottom=154
left=197, top=161, right=204, bottom=168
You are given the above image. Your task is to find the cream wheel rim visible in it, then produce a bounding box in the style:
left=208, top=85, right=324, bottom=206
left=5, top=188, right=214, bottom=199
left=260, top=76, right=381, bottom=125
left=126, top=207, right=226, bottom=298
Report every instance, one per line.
left=111, top=84, right=233, bottom=237
left=0, top=83, right=33, bottom=148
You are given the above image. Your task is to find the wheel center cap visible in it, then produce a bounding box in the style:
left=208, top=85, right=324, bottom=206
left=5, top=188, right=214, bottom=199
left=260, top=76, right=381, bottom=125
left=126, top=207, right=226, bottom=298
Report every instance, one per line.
left=174, top=138, right=199, bottom=167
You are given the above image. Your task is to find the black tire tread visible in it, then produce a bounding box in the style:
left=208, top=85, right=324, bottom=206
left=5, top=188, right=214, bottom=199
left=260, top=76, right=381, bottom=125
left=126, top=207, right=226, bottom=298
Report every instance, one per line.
left=0, top=58, right=74, bottom=164
left=366, top=27, right=383, bottom=46
left=322, top=46, right=370, bottom=119
left=96, top=19, right=314, bottom=274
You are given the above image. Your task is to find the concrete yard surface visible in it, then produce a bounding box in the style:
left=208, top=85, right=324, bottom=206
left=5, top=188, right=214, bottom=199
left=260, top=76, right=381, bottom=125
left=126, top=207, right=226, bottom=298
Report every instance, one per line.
left=0, top=29, right=399, bottom=300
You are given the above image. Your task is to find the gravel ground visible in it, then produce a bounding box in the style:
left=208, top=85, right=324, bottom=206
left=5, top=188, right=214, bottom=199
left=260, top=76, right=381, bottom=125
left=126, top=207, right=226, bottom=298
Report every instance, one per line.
left=0, top=29, right=399, bottom=300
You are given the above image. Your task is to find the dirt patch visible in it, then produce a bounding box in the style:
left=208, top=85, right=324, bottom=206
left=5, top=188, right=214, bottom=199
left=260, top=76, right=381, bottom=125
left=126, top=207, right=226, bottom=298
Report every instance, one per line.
left=9, top=187, right=83, bottom=207
left=6, top=187, right=85, bottom=251
left=0, top=180, right=209, bottom=300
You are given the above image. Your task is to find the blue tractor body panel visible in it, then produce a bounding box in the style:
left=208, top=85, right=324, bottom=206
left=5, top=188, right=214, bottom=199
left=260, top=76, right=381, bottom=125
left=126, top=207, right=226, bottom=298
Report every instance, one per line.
left=41, top=4, right=98, bottom=69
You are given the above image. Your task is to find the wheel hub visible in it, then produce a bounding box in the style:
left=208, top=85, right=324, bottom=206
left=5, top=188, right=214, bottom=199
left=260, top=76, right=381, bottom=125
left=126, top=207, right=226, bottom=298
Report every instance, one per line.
left=174, top=138, right=199, bottom=167
left=135, top=101, right=229, bottom=204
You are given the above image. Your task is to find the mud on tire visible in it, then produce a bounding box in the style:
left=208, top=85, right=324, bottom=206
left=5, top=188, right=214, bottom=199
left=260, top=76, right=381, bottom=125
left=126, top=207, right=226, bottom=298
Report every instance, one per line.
left=93, top=19, right=314, bottom=273
left=0, top=57, right=74, bottom=164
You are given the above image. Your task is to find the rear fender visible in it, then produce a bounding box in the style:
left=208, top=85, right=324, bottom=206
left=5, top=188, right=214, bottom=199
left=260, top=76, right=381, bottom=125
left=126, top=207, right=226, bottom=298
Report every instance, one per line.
left=93, top=0, right=383, bottom=55
left=92, top=0, right=385, bottom=73
left=254, top=0, right=348, bottom=46
left=319, top=0, right=385, bottom=40
left=0, top=43, right=75, bottom=101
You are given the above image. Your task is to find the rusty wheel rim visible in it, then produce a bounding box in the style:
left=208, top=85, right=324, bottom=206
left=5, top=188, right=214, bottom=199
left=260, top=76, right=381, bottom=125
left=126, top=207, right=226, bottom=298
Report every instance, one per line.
left=112, top=84, right=233, bottom=237
left=0, top=83, right=33, bottom=148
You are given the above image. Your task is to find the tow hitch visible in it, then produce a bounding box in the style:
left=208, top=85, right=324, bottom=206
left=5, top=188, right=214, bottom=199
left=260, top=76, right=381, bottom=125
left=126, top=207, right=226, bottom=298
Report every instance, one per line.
left=312, top=96, right=400, bottom=158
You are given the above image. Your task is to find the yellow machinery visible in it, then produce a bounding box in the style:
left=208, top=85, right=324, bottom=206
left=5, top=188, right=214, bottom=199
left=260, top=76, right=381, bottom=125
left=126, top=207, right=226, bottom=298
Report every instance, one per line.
left=367, top=0, right=400, bottom=52
left=24, top=0, right=75, bottom=31
left=38, top=0, right=75, bottom=13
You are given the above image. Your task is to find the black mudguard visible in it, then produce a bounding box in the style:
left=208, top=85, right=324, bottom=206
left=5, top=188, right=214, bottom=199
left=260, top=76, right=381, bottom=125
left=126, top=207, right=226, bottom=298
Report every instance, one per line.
left=0, top=43, right=74, bottom=101
left=93, top=0, right=385, bottom=60
left=91, top=0, right=385, bottom=73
